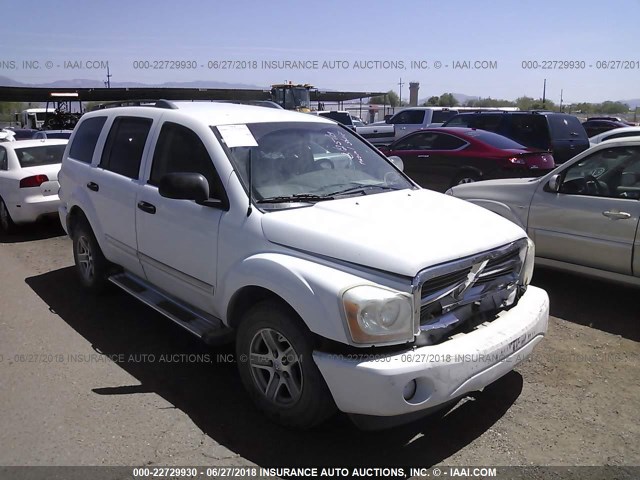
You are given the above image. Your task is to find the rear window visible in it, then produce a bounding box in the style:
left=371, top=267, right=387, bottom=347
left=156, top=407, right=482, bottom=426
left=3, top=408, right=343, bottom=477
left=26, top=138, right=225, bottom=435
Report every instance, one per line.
left=605, top=131, right=640, bottom=142
left=318, top=112, right=352, bottom=126
left=548, top=115, right=587, bottom=140
left=16, top=144, right=66, bottom=167
left=465, top=130, right=527, bottom=149
left=45, top=132, right=72, bottom=139
left=431, top=110, right=459, bottom=124
left=507, top=115, right=550, bottom=149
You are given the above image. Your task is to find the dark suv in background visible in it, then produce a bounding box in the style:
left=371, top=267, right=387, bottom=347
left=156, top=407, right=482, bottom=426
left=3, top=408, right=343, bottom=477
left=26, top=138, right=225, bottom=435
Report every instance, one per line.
left=443, top=111, right=589, bottom=163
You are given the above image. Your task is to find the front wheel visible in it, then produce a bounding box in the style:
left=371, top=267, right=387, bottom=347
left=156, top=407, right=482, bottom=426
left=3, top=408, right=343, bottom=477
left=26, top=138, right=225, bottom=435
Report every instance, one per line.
left=452, top=172, right=480, bottom=187
left=72, top=218, right=109, bottom=291
left=236, top=300, right=336, bottom=429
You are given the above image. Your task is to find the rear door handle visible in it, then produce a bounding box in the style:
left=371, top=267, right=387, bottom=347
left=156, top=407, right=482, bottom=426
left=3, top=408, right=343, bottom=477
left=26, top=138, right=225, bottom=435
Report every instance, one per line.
left=86, top=182, right=99, bottom=192
left=602, top=210, right=631, bottom=220
left=137, top=201, right=156, bottom=214
left=418, top=154, right=430, bottom=158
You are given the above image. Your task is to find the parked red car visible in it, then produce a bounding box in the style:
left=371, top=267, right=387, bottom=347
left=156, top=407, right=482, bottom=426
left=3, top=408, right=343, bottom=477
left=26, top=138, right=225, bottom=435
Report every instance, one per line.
left=380, top=127, right=555, bottom=191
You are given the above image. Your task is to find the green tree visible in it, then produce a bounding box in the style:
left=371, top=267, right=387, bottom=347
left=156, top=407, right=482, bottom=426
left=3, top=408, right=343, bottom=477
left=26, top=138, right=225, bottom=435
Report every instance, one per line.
left=369, top=90, right=401, bottom=107
left=0, top=102, right=27, bottom=126
left=423, top=96, right=440, bottom=106
left=516, top=96, right=554, bottom=110
left=598, top=101, right=629, bottom=114
left=465, top=97, right=516, bottom=108
left=438, top=93, right=459, bottom=107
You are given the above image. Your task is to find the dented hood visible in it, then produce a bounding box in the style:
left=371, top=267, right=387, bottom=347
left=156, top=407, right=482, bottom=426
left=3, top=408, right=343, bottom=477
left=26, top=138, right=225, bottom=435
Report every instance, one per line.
left=261, top=189, right=526, bottom=277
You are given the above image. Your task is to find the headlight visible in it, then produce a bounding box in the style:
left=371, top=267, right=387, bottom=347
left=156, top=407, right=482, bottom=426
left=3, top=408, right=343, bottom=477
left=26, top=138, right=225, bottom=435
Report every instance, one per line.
left=342, top=285, right=414, bottom=344
left=519, top=238, right=535, bottom=286
left=444, top=188, right=454, bottom=196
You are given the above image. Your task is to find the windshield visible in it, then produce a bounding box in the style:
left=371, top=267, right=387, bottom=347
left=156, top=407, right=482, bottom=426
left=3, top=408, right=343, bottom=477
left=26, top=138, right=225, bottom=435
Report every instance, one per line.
left=16, top=144, right=66, bottom=167
left=216, top=122, right=413, bottom=208
left=291, top=88, right=311, bottom=109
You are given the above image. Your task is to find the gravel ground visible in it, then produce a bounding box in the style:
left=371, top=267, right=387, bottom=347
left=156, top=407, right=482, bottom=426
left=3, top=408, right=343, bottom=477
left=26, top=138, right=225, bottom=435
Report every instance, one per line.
left=0, top=221, right=638, bottom=473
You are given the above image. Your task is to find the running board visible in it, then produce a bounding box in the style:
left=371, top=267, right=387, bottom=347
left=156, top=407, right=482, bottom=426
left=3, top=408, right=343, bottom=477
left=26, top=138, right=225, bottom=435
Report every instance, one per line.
left=108, top=272, right=233, bottom=344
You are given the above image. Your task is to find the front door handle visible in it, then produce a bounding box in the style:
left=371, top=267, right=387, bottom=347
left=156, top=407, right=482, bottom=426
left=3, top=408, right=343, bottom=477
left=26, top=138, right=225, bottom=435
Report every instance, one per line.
left=602, top=210, right=631, bottom=220
left=86, top=182, right=99, bottom=192
left=418, top=154, right=430, bottom=158
left=137, top=201, right=156, bottom=215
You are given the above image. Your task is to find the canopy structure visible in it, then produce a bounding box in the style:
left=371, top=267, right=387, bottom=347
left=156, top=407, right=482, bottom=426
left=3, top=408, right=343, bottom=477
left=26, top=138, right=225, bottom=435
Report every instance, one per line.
left=0, top=86, right=385, bottom=104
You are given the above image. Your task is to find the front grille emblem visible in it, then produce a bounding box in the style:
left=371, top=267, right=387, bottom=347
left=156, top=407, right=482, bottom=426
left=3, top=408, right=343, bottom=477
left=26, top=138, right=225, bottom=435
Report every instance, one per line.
left=451, top=259, right=489, bottom=301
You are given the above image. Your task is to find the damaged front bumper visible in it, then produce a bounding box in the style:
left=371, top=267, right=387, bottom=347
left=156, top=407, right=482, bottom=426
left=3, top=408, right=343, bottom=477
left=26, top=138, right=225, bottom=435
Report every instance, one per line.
left=313, top=285, right=549, bottom=418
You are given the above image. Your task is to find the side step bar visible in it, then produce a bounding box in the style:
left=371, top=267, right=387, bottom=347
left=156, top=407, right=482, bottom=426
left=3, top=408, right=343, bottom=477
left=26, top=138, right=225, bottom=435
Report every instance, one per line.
left=108, top=273, right=234, bottom=344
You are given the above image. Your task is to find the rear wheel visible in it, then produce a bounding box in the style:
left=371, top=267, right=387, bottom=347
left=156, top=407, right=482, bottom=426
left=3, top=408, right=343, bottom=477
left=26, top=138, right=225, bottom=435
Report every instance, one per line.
left=0, top=198, right=16, bottom=234
left=236, top=300, right=336, bottom=429
left=72, top=217, right=108, bottom=291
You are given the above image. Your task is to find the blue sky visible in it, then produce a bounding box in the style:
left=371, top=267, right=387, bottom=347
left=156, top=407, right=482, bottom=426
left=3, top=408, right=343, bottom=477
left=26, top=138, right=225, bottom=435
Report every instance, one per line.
left=3, top=0, right=640, bottom=103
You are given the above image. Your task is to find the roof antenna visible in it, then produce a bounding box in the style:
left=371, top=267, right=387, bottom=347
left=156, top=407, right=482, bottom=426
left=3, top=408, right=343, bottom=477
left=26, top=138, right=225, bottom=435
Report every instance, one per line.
left=246, top=148, right=253, bottom=217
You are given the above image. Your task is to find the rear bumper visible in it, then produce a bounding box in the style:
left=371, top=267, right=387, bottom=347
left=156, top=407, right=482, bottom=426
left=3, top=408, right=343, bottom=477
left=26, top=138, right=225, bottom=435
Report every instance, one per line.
left=7, top=193, right=60, bottom=224
left=313, top=286, right=549, bottom=417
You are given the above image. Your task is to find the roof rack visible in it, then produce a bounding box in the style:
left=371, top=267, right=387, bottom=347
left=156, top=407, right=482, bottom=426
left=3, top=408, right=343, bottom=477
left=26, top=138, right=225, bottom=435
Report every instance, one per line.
left=90, top=99, right=177, bottom=111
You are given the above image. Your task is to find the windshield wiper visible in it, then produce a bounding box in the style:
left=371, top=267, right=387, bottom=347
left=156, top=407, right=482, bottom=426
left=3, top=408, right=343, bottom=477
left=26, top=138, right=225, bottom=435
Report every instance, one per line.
left=257, top=193, right=334, bottom=204
left=327, top=185, right=400, bottom=197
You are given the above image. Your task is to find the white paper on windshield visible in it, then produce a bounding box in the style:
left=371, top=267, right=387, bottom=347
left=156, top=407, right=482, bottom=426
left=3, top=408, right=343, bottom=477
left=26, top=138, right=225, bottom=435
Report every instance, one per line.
left=217, top=124, right=258, bottom=148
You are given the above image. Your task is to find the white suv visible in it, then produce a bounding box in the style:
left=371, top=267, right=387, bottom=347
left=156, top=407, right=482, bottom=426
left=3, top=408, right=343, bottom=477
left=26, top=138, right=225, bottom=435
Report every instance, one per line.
left=58, top=101, right=549, bottom=429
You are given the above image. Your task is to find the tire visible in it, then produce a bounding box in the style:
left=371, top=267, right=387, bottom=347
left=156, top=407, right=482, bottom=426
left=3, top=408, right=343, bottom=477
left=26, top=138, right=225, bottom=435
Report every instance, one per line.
left=452, top=172, right=480, bottom=187
left=0, top=197, right=16, bottom=234
left=72, top=217, right=109, bottom=291
left=236, top=300, right=336, bottom=429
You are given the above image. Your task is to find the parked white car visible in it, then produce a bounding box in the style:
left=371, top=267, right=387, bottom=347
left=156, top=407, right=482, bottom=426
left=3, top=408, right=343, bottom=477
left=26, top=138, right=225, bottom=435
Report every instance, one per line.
left=58, top=101, right=548, bottom=429
left=0, top=139, right=67, bottom=233
left=589, top=126, right=640, bottom=146
left=447, top=139, right=640, bottom=287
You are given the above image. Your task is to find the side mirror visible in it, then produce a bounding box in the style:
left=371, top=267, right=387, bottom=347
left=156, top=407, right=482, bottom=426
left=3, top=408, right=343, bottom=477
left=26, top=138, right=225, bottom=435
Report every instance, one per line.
left=387, top=155, right=404, bottom=172
left=547, top=173, right=561, bottom=192
left=159, top=172, right=209, bottom=202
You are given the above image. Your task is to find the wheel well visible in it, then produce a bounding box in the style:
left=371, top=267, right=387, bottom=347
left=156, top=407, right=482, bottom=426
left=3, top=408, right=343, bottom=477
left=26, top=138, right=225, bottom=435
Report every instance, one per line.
left=226, top=286, right=298, bottom=330
left=67, top=206, right=88, bottom=236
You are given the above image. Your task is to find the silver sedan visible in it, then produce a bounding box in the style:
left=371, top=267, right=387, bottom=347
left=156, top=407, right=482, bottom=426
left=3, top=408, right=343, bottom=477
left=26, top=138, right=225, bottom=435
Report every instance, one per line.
left=446, top=138, right=640, bottom=286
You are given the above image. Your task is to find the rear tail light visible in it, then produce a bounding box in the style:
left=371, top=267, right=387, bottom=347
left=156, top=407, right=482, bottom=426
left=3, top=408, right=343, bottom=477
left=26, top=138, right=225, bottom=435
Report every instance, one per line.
left=19, top=174, right=49, bottom=188
left=508, top=157, right=526, bottom=165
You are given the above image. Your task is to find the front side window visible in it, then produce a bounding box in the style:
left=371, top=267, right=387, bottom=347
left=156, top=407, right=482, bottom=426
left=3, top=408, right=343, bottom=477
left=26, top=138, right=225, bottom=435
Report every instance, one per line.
left=68, top=116, right=107, bottom=163
left=100, top=117, right=152, bottom=179
left=392, top=132, right=438, bottom=150
left=560, top=146, right=640, bottom=198
left=0, top=147, right=7, bottom=170
left=149, top=122, right=222, bottom=198
left=219, top=122, right=413, bottom=208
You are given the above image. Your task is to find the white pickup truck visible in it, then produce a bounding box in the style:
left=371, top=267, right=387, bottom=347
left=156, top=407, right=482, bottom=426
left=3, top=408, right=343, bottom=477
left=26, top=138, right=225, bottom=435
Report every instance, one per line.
left=315, top=110, right=395, bottom=145
left=367, top=107, right=462, bottom=145
left=58, top=101, right=548, bottom=429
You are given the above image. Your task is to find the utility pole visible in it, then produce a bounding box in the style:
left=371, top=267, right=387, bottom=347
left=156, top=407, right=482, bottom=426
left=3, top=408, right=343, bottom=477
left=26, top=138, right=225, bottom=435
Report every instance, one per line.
left=398, top=78, right=404, bottom=106
left=104, top=65, right=112, bottom=88
left=542, top=79, right=546, bottom=109
left=559, top=89, right=563, bottom=112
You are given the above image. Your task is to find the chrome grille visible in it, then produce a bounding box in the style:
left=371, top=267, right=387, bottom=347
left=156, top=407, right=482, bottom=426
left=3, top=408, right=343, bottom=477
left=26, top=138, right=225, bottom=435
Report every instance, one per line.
left=413, top=240, right=526, bottom=330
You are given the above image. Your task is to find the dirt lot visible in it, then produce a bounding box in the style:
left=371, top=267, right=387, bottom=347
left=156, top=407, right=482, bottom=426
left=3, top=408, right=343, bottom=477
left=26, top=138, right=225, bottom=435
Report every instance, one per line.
left=0, top=221, right=638, bottom=471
